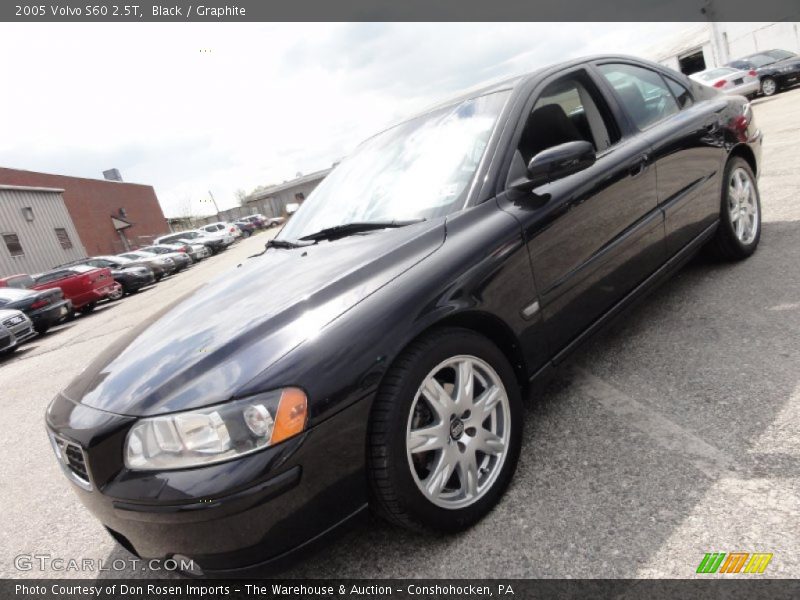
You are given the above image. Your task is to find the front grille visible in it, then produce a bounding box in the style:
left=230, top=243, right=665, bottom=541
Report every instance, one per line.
left=2, top=315, right=25, bottom=328
left=64, top=443, right=89, bottom=480
left=50, top=434, right=92, bottom=490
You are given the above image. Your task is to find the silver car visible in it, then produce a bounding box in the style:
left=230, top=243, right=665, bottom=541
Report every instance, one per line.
left=137, top=247, right=193, bottom=271
left=690, top=67, right=760, bottom=97
left=0, top=309, right=36, bottom=353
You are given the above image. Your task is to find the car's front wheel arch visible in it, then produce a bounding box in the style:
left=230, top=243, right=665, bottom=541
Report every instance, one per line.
left=366, top=324, right=524, bottom=532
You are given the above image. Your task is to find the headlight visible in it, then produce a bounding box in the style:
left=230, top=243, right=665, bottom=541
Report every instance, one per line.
left=124, top=388, right=307, bottom=470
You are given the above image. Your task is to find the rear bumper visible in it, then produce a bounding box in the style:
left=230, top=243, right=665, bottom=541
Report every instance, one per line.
left=117, top=273, right=156, bottom=292
left=728, top=80, right=760, bottom=96
left=45, top=393, right=372, bottom=574
left=29, top=300, right=71, bottom=327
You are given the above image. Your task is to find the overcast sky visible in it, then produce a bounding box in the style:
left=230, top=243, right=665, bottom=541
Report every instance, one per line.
left=0, top=22, right=689, bottom=217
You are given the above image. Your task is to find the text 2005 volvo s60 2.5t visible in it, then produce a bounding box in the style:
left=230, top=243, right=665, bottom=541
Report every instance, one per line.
left=47, top=56, right=762, bottom=575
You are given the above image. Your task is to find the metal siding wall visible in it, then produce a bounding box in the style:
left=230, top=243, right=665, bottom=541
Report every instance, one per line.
left=0, top=189, right=87, bottom=276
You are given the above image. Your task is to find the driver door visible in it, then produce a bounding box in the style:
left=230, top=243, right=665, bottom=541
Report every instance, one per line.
left=499, top=68, right=665, bottom=356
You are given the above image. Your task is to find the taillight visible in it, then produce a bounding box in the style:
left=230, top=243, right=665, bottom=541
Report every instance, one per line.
left=230, top=227, right=236, bottom=233
left=31, top=299, right=48, bottom=309
left=748, top=70, right=757, bottom=77
left=713, top=80, right=727, bottom=89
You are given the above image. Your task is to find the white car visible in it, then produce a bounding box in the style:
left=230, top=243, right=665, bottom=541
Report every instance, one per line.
left=690, top=67, right=760, bottom=97
left=0, top=309, right=36, bottom=353
left=200, top=221, right=241, bottom=240
left=155, top=229, right=233, bottom=254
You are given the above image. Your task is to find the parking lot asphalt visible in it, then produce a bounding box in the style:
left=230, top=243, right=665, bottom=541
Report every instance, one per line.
left=2, top=88, right=799, bottom=580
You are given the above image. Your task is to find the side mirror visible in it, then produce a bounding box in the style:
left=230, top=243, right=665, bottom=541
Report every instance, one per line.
left=510, top=140, right=596, bottom=190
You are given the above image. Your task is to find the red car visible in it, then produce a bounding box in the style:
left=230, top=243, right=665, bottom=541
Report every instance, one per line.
left=2, top=266, right=120, bottom=314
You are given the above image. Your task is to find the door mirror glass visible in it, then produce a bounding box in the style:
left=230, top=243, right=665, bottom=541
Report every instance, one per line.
left=511, top=140, right=595, bottom=189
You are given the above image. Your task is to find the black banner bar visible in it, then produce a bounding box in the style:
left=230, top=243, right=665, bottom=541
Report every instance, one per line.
left=6, top=580, right=800, bottom=600
left=3, top=0, right=800, bottom=22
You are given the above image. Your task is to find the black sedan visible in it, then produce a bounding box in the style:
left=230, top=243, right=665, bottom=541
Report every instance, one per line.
left=46, top=55, right=762, bottom=576
left=78, top=257, right=156, bottom=297
left=727, top=49, right=800, bottom=96
left=0, top=287, right=71, bottom=334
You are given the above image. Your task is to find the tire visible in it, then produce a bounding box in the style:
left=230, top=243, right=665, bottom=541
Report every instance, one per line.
left=368, top=327, right=522, bottom=533
left=108, top=287, right=124, bottom=301
left=35, top=325, right=50, bottom=335
left=79, top=303, right=96, bottom=315
left=707, top=157, right=761, bottom=261
left=761, top=77, right=777, bottom=97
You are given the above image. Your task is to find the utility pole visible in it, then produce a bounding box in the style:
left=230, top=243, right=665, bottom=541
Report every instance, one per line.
left=208, top=190, right=221, bottom=220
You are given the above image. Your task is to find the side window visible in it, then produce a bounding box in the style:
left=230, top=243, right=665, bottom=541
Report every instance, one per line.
left=598, top=63, right=680, bottom=130
left=36, top=271, right=65, bottom=285
left=516, top=72, right=620, bottom=168
left=55, top=227, right=73, bottom=249
left=665, top=77, right=693, bottom=109
left=3, top=233, right=24, bottom=257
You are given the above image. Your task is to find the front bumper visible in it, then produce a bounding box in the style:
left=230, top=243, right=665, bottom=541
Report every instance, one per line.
left=1, top=314, right=36, bottom=345
left=45, top=393, right=371, bottom=574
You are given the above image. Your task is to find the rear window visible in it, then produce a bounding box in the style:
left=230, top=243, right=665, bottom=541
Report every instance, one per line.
left=697, top=68, right=735, bottom=81
left=0, top=288, right=33, bottom=301
left=68, top=265, right=96, bottom=274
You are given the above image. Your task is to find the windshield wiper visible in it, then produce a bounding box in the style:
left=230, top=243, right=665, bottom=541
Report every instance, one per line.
left=299, top=219, right=426, bottom=242
left=248, top=237, right=313, bottom=258
left=266, top=238, right=313, bottom=249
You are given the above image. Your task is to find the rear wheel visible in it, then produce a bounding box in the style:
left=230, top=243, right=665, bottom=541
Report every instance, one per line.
left=80, top=303, right=96, bottom=315
left=761, top=77, right=777, bottom=96
left=708, top=157, right=761, bottom=260
left=108, top=286, right=124, bottom=301
left=35, top=325, right=50, bottom=335
left=368, top=328, right=522, bottom=532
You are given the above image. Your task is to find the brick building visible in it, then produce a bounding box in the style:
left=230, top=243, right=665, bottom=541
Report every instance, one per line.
left=0, top=167, right=168, bottom=255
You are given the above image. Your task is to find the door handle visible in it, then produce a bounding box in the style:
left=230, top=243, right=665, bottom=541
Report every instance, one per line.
left=629, top=154, right=650, bottom=177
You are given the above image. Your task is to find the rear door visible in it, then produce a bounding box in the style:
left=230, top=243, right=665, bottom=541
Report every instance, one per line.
left=498, top=66, right=665, bottom=356
left=595, top=61, right=727, bottom=256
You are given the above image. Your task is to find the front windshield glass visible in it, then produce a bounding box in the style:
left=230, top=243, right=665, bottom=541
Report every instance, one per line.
left=280, top=90, right=510, bottom=240
left=747, top=54, right=778, bottom=68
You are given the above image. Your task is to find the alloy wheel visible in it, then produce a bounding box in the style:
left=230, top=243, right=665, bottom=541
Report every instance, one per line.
left=406, top=355, right=511, bottom=510
left=761, top=78, right=776, bottom=96
left=728, top=167, right=759, bottom=245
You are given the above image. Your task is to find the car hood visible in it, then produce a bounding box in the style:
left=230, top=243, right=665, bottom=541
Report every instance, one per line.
left=62, top=220, right=446, bottom=417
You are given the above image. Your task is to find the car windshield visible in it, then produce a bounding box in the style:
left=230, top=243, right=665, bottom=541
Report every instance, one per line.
left=279, top=90, right=510, bottom=241
left=745, top=54, right=779, bottom=68
left=765, top=49, right=795, bottom=60
left=697, top=68, right=735, bottom=81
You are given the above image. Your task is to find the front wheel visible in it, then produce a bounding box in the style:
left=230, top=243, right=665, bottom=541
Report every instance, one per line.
left=761, top=77, right=777, bottom=96
left=79, top=303, right=96, bottom=315
left=368, top=328, right=522, bottom=532
left=708, top=157, right=761, bottom=260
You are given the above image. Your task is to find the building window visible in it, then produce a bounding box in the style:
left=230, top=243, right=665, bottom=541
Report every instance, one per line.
left=55, top=228, right=73, bottom=249
left=22, top=207, right=34, bottom=222
left=3, top=233, right=24, bottom=256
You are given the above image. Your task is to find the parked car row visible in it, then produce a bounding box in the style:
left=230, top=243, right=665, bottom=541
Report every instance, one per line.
left=690, top=49, right=800, bottom=98
left=0, top=225, right=241, bottom=356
